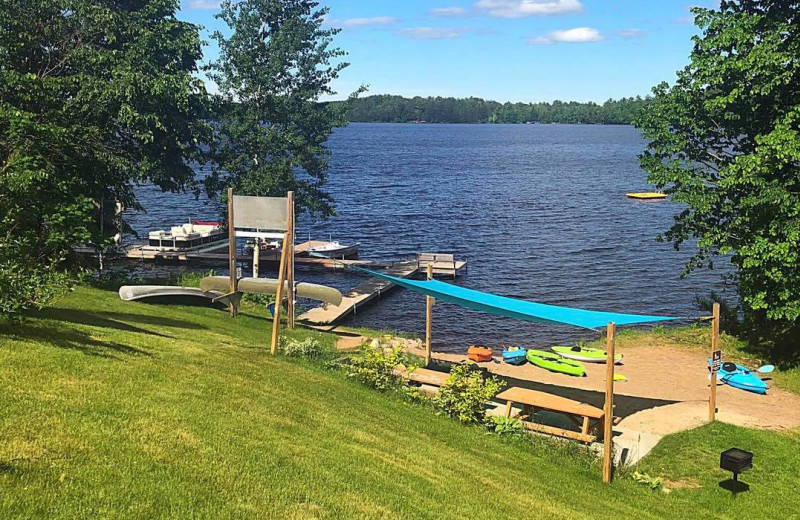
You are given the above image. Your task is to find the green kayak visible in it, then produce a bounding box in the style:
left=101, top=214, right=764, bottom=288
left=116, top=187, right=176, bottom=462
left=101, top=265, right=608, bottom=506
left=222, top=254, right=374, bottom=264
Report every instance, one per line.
left=526, top=350, right=586, bottom=377
left=551, top=346, right=623, bottom=364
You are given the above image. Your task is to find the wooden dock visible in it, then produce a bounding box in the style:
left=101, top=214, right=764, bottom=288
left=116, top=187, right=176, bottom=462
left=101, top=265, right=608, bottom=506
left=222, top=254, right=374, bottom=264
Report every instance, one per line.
left=298, top=260, right=420, bottom=325
left=118, top=242, right=466, bottom=275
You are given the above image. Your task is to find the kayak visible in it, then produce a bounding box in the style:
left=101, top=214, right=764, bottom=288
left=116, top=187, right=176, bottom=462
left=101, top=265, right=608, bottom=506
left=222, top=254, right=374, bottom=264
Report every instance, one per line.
left=526, top=350, right=586, bottom=377
left=502, top=347, right=527, bottom=365
left=467, top=345, right=493, bottom=363
left=551, top=345, right=623, bottom=364
left=626, top=192, right=667, bottom=200
left=712, top=361, right=769, bottom=395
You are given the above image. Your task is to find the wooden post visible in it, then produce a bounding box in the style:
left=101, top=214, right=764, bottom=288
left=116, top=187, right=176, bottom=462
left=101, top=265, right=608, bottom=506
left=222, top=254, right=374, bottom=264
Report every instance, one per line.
left=425, top=263, right=433, bottom=366
left=227, top=188, right=237, bottom=317
left=709, top=302, right=720, bottom=422
left=286, top=191, right=295, bottom=329
left=270, top=233, right=290, bottom=355
left=252, top=238, right=260, bottom=278
left=602, top=321, right=616, bottom=484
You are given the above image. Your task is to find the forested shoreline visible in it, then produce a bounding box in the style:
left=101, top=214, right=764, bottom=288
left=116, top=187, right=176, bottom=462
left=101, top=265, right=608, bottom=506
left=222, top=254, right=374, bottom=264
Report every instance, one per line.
left=330, top=94, right=649, bottom=124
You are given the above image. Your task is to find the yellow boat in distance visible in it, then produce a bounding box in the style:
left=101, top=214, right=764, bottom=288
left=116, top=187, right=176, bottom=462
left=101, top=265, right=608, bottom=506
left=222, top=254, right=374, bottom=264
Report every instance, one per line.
left=626, top=192, right=667, bottom=200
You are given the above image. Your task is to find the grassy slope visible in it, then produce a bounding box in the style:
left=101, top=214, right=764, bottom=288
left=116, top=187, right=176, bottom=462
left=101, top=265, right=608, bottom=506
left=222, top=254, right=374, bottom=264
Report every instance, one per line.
left=0, top=287, right=798, bottom=519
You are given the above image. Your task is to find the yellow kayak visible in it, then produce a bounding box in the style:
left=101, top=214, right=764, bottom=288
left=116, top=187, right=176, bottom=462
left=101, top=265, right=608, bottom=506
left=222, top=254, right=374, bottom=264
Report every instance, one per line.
left=626, top=192, right=667, bottom=200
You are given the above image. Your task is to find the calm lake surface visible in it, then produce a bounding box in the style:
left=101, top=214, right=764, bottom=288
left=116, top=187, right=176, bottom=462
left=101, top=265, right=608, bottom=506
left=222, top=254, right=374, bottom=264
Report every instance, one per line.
left=128, top=123, right=732, bottom=351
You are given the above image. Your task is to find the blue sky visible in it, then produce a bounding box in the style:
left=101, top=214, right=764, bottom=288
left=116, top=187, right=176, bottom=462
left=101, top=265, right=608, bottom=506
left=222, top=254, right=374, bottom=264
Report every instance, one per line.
left=179, top=0, right=711, bottom=103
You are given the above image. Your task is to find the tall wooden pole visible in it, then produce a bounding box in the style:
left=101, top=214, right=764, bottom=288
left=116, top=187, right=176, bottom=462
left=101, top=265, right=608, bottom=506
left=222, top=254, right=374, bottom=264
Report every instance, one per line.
left=252, top=238, right=260, bottom=278
left=602, top=321, right=616, bottom=484
left=270, top=232, right=290, bottom=355
left=425, top=263, right=433, bottom=366
left=286, top=191, right=295, bottom=329
left=709, top=302, right=720, bottom=422
left=227, top=188, right=237, bottom=317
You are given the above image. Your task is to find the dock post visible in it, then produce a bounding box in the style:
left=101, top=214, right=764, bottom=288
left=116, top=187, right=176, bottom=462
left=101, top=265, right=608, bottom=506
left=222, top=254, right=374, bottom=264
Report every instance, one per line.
left=425, top=263, right=433, bottom=366
left=602, top=321, right=616, bottom=484
left=271, top=232, right=290, bottom=355
left=252, top=238, right=260, bottom=278
left=227, top=188, right=237, bottom=317
left=287, top=191, right=295, bottom=329
left=709, top=302, right=720, bottom=422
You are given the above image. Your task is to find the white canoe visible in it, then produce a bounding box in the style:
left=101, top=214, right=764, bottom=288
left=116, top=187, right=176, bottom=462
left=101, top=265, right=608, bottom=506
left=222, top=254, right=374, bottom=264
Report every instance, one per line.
left=119, top=285, right=225, bottom=304
left=199, top=276, right=343, bottom=306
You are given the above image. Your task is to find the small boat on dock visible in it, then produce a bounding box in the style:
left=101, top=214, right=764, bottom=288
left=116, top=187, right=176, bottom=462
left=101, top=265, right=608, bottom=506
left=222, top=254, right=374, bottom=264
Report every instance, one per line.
left=305, top=240, right=359, bottom=259
left=145, top=221, right=228, bottom=252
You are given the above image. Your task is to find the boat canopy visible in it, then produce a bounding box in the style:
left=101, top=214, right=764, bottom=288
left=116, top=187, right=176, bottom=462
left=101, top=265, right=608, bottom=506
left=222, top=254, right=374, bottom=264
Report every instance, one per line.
left=358, top=268, right=679, bottom=330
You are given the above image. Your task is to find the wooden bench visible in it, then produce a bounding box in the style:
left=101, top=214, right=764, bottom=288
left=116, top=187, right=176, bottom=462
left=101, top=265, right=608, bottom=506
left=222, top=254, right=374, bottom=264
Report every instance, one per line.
left=394, top=366, right=450, bottom=395
left=416, top=253, right=457, bottom=278
left=497, top=387, right=606, bottom=443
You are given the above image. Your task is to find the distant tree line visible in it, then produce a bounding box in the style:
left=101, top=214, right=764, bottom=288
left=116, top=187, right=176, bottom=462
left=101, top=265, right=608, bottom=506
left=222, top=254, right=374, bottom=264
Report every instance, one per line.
left=329, top=95, right=650, bottom=125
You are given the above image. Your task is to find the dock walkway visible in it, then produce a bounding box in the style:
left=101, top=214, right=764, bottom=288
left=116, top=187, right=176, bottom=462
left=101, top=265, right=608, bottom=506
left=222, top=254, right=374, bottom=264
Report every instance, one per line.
left=298, top=260, right=420, bottom=325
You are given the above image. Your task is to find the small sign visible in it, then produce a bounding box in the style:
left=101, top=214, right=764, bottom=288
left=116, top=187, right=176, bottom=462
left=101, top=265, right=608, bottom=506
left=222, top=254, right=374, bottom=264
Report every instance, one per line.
left=236, top=267, right=242, bottom=279
left=711, top=350, right=722, bottom=372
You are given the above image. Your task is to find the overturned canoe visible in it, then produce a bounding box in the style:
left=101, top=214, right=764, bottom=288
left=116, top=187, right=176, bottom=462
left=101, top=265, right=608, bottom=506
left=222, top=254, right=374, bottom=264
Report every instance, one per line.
left=119, top=285, right=226, bottom=306
left=199, top=276, right=343, bottom=306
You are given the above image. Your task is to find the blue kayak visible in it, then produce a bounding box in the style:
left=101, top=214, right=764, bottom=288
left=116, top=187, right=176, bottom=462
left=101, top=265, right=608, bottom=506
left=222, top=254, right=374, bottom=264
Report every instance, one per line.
left=711, top=360, right=769, bottom=395
left=502, top=347, right=528, bottom=365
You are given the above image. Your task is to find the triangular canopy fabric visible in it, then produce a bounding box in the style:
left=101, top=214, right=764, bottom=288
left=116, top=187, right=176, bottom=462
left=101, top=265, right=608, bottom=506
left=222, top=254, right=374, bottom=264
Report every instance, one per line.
left=359, top=268, right=679, bottom=330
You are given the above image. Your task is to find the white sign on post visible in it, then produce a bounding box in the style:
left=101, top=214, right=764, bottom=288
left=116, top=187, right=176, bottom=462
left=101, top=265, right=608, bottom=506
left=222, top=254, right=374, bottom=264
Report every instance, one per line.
left=711, top=349, right=722, bottom=372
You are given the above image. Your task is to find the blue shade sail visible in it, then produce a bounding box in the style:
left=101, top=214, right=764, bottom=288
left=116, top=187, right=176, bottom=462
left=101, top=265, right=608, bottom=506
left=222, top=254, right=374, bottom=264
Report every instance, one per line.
left=359, top=269, right=679, bottom=330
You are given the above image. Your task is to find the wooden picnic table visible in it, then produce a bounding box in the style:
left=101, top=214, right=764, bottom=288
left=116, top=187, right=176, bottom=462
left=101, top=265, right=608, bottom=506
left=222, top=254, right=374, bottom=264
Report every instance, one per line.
left=497, top=386, right=607, bottom=443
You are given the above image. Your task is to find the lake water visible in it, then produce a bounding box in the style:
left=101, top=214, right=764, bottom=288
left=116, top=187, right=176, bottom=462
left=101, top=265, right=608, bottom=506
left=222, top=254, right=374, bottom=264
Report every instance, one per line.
left=128, top=123, right=732, bottom=351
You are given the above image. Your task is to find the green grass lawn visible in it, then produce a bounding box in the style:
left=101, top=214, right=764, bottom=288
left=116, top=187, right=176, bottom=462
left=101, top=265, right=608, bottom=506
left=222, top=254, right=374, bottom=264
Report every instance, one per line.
left=1, top=286, right=799, bottom=519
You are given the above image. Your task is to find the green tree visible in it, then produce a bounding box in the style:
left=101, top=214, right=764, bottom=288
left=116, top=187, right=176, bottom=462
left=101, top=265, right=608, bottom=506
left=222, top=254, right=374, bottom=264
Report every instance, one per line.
left=636, top=2, right=800, bottom=329
left=207, top=0, right=359, bottom=218
left=0, top=0, right=209, bottom=316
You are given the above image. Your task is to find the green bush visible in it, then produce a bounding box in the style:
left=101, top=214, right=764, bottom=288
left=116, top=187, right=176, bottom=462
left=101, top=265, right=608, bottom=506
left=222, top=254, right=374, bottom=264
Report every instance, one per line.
left=487, top=415, right=524, bottom=437
left=434, top=363, right=505, bottom=424
left=281, top=337, right=326, bottom=359
left=344, top=341, right=412, bottom=391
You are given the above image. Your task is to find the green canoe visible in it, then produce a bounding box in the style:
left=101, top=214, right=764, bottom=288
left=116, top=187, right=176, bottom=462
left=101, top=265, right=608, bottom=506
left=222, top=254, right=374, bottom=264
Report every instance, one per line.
left=526, top=350, right=586, bottom=377
left=551, top=346, right=623, bottom=364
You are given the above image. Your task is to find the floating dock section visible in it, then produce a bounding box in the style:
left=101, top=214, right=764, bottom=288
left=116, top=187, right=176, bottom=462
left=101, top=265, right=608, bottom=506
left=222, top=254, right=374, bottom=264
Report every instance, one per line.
left=298, top=255, right=466, bottom=325
left=298, top=261, right=419, bottom=325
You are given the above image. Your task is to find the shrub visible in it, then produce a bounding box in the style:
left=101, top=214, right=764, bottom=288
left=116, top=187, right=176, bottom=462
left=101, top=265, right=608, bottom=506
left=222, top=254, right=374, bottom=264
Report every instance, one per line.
left=632, top=471, right=663, bottom=491
left=344, top=341, right=412, bottom=391
left=487, top=415, right=524, bottom=437
left=434, top=363, right=505, bottom=424
left=281, top=337, right=327, bottom=359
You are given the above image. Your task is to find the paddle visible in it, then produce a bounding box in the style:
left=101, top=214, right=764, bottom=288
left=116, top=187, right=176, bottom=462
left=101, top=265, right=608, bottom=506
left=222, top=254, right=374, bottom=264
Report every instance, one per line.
left=757, top=365, right=775, bottom=374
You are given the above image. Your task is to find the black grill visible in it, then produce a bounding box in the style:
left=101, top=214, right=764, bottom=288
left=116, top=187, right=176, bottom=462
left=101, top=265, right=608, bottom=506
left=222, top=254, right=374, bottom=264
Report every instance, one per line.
left=720, top=448, right=753, bottom=475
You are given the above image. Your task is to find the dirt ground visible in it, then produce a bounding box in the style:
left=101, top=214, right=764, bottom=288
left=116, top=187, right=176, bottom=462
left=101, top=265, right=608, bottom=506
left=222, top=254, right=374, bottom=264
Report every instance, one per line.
left=332, top=331, right=800, bottom=436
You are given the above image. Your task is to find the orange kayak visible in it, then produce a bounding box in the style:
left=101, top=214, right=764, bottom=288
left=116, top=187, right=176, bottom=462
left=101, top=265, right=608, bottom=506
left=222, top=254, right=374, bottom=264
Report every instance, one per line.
left=467, top=345, right=493, bottom=362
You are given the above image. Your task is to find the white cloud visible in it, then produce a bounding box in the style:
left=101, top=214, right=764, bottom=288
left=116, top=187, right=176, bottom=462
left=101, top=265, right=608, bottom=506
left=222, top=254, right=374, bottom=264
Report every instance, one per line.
left=618, top=28, right=645, bottom=39
left=529, top=27, right=604, bottom=44
left=187, top=0, right=219, bottom=9
left=429, top=6, right=469, bottom=17
left=338, top=16, right=398, bottom=28
left=474, top=0, right=583, bottom=18
left=400, top=27, right=471, bottom=39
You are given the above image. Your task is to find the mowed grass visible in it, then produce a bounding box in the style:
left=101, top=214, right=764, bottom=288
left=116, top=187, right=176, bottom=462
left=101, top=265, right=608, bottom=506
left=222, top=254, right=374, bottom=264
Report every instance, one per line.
left=1, top=286, right=799, bottom=519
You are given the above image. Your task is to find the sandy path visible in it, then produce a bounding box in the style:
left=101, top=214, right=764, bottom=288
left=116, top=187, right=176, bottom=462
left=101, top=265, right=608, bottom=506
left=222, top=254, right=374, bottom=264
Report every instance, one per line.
left=330, top=330, right=800, bottom=435
left=419, top=345, right=800, bottom=434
